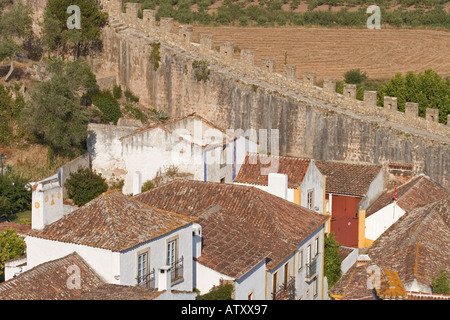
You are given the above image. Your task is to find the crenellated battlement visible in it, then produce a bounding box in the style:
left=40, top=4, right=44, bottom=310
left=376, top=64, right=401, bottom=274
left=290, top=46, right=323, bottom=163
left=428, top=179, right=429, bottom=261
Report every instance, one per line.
left=99, top=0, right=450, bottom=139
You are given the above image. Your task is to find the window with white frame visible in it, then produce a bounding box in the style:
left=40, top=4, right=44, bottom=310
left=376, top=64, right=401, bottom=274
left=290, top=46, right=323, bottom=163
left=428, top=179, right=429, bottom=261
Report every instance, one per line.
left=313, top=277, right=318, bottom=297
left=284, top=262, right=289, bottom=284
left=137, top=249, right=149, bottom=287
left=167, top=238, right=177, bottom=268
left=307, top=244, right=312, bottom=265
left=298, top=250, right=303, bottom=271
left=307, top=189, right=314, bottom=210
left=314, top=237, right=319, bottom=257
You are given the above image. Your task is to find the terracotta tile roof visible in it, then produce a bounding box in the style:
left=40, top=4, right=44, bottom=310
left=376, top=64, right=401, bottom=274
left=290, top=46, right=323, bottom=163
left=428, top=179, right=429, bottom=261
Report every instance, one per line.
left=134, top=180, right=328, bottom=272
left=329, top=263, right=408, bottom=300
left=234, top=153, right=311, bottom=189
left=28, top=190, right=194, bottom=252
left=0, top=222, right=31, bottom=235
left=0, top=252, right=166, bottom=300
left=338, top=247, right=354, bottom=262
left=314, top=161, right=382, bottom=197
left=329, top=197, right=450, bottom=299
left=368, top=197, right=450, bottom=288
left=195, top=205, right=295, bottom=277
left=328, top=263, right=374, bottom=300
left=74, top=284, right=162, bottom=300
left=0, top=252, right=104, bottom=300
left=375, top=267, right=408, bottom=300
left=406, top=291, right=450, bottom=300
left=366, top=175, right=449, bottom=217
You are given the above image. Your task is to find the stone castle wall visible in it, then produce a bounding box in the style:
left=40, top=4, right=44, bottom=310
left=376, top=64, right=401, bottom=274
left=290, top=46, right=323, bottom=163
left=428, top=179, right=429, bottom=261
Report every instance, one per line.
left=95, top=0, right=450, bottom=190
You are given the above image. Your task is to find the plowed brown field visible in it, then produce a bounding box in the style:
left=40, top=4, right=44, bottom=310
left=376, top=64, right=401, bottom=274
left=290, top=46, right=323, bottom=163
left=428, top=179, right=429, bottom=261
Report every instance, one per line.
left=190, top=26, right=450, bottom=81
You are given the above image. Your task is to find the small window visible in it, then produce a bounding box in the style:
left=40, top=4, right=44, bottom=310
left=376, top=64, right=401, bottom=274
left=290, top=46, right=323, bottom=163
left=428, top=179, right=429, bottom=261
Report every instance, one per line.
left=298, top=250, right=303, bottom=271
left=220, top=177, right=225, bottom=184
left=248, top=291, right=254, bottom=300
left=137, top=249, right=149, bottom=287
left=284, top=262, right=289, bottom=284
left=167, top=239, right=177, bottom=268
left=313, top=277, right=318, bottom=297
left=307, top=189, right=314, bottom=210
left=314, top=237, right=319, bottom=257
left=272, top=271, right=278, bottom=294
left=307, top=244, right=312, bottom=265
left=221, top=145, right=227, bottom=168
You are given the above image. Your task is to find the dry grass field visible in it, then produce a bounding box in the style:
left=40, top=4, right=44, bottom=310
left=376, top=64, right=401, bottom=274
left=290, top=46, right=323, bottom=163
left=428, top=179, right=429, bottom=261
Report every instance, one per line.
left=190, top=25, right=450, bottom=81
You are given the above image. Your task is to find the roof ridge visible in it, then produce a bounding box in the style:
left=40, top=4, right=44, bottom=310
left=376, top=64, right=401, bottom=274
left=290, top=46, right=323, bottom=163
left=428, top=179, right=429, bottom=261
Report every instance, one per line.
left=246, top=152, right=311, bottom=161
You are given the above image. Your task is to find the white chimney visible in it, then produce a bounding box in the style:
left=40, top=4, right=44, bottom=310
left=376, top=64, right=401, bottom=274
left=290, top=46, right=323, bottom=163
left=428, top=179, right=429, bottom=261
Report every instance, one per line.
left=157, top=266, right=172, bottom=292
left=192, top=223, right=202, bottom=259
left=31, top=178, right=64, bottom=230
left=268, top=173, right=288, bottom=200
left=133, top=171, right=142, bottom=195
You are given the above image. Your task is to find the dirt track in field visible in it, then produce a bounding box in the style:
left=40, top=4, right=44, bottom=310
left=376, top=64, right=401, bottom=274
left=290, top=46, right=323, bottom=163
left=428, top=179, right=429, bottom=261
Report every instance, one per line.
left=190, top=25, right=450, bottom=81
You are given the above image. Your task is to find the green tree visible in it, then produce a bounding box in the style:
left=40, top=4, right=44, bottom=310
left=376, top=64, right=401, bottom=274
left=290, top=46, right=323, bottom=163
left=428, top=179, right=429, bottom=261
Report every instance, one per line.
left=0, top=171, right=31, bottom=219
left=377, top=69, right=450, bottom=123
left=344, top=69, right=368, bottom=85
left=91, top=89, right=122, bottom=124
left=0, top=228, right=26, bottom=282
left=42, top=0, right=108, bottom=58
left=0, top=1, right=33, bottom=81
left=324, top=232, right=342, bottom=288
left=65, top=168, right=108, bottom=206
left=0, top=84, right=13, bottom=145
left=21, top=59, right=95, bottom=155
left=432, top=270, right=449, bottom=294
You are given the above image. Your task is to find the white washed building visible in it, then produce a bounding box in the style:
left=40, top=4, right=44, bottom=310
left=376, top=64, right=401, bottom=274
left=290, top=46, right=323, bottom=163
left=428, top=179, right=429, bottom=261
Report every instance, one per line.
left=135, top=179, right=330, bottom=300
left=2, top=177, right=197, bottom=299
left=88, top=113, right=257, bottom=195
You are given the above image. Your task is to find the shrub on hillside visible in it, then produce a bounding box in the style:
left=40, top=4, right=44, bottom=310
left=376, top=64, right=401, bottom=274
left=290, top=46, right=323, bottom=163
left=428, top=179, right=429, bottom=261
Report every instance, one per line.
left=65, top=168, right=108, bottom=206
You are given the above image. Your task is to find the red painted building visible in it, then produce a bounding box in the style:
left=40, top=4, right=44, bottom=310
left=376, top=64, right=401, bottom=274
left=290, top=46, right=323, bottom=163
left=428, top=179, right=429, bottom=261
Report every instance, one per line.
left=316, top=161, right=383, bottom=248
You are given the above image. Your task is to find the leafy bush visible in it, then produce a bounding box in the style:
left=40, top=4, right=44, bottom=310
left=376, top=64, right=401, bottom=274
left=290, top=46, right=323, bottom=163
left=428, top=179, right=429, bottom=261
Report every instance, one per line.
left=377, top=69, right=450, bottom=123
left=196, top=283, right=234, bottom=300
left=112, top=84, right=122, bottom=99
left=141, top=179, right=156, bottom=192
left=0, top=171, right=31, bottom=218
left=192, top=59, right=210, bottom=82
left=91, top=89, right=122, bottom=124
left=324, top=232, right=342, bottom=288
left=65, top=168, right=108, bottom=206
left=149, top=42, right=161, bottom=71
left=0, top=228, right=26, bottom=281
left=344, top=69, right=368, bottom=85
left=432, top=270, right=449, bottom=294
left=124, top=104, right=147, bottom=122
left=124, top=89, right=139, bottom=103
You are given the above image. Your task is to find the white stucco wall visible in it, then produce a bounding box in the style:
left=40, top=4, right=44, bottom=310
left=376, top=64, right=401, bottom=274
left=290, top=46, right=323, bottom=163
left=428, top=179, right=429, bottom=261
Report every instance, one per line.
left=195, top=263, right=234, bottom=294
left=121, top=127, right=205, bottom=194
left=300, top=161, right=324, bottom=214
left=87, top=123, right=137, bottom=181
left=234, top=259, right=267, bottom=300
left=25, top=236, right=120, bottom=283
left=119, top=224, right=194, bottom=292
left=365, top=202, right=405, bottom=241
left=265, top=226, right=325, bottom=300
left=25, top=223, right=194, bottom=291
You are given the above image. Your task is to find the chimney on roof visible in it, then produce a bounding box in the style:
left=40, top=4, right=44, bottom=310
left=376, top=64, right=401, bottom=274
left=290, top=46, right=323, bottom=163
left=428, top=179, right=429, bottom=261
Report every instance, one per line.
left=31, top=178, right=64, bottom=230
left=192, top=223, right=202, bottom=259
left=356, top=254, right=372, bottom=266
left=133, top=171, right=142, bottom=195
left=157, top=265, right=172, bottom=292
left=268, top=173, right=288, bottom=200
